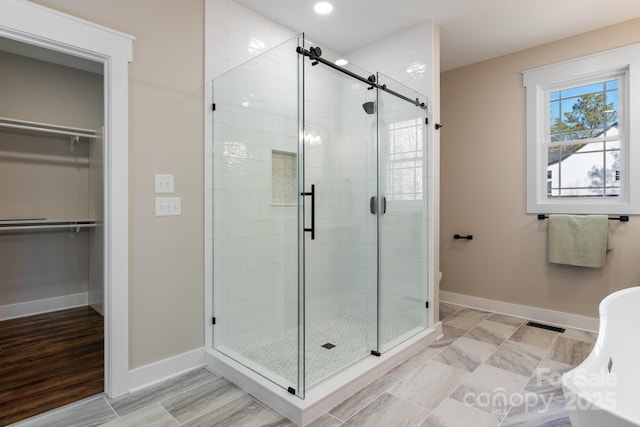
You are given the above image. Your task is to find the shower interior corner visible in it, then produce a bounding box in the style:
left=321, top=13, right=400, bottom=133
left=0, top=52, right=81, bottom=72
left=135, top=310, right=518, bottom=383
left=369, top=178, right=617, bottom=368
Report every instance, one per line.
left=210, top=33, right=434, bottom=412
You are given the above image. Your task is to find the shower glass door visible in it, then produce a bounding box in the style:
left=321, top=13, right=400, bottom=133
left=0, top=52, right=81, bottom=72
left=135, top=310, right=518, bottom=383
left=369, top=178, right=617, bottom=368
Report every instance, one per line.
left=301, top=42, right=378, bottom=387
left=212, top=35, right=303, bottom=396
left=377, top=72, right=429, bottom=352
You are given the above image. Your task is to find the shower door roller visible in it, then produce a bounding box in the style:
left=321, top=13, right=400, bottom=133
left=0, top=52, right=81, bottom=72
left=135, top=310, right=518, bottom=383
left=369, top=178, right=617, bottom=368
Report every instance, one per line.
left=369, top=196, right=387, bottom=214
left=301, top=184, right=315, bottom=240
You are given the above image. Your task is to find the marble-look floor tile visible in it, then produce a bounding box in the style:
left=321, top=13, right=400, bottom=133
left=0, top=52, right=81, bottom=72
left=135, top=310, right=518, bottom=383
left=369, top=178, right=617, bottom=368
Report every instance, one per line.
left=258, top=416, right=296, bottom=427
left=388, top=359, right=469, bottom=410
left=433, top=336, right=497, bottom=372
left=485, top=341, right=546, bottom=377
left=328, top=373, right=399, bottom=421
left=341, top=393, right=430, bottom=427
left=450, top=364, right=529, bottom=419
left=562, top=328, right=597, bottom=344
left=526, top=359, right=574, bottom=398
left=161, top=376, right=245, bottom=423
left=466, top=320, right=519, bottom=346
left=442, top=308, right=491, bottom=331
left=509, top=325, right=560, bottom=350
left=100, top=403, right=178, bottom=427
left=182, top=394, right=277, bottom=427
left=109, top=368, right=217, bottom=416
left=501, top=395, right=570, bottom=426
left=547, top=336, right=594, bottom=366
left=387, top=346, right=440, bottom=379
left=305, top=413, right=342, bottom=427
left=486, top=314, right=526, bottom=328
left=429, top=325, right=467, bottom=349
left=16, top=396, right=117, bottom=427
left=439, top=303, right=462, bottom=321
left=420, top=398, right=500, bottom=427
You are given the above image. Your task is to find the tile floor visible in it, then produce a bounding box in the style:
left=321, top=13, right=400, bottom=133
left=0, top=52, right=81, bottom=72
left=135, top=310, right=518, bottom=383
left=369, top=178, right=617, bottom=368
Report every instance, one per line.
left=11, top=303, right=595, bottom=427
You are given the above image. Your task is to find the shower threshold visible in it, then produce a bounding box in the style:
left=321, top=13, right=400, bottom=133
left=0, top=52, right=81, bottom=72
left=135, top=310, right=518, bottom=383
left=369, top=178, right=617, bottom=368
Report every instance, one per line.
left=205, top=324, right=441, bottom=426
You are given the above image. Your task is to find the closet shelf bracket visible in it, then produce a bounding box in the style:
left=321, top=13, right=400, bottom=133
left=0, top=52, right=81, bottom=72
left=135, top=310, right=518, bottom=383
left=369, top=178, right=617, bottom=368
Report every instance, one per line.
left=70, top=135, right=79, bottom=152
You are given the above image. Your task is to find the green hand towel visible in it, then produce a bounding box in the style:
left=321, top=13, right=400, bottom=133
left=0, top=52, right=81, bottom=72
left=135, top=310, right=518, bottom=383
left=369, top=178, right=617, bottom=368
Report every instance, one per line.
left=548, top=215, right=611, bottom=268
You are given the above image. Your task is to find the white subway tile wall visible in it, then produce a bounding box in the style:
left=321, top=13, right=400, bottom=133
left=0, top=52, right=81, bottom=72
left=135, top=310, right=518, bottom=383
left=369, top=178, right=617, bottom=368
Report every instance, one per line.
left=205, top=0, right=435, bottom=386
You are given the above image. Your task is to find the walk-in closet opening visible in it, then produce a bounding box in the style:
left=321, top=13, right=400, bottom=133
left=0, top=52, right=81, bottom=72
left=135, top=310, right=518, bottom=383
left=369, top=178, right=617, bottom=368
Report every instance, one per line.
left=209, top=35, right=434, bottom=422
left=0, top=37, right=105, bottom=425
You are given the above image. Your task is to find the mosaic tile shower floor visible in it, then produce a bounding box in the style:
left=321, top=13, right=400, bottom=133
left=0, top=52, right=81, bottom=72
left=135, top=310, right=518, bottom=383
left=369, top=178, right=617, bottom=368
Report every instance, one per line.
left=237, top=314, right=408, bottom=385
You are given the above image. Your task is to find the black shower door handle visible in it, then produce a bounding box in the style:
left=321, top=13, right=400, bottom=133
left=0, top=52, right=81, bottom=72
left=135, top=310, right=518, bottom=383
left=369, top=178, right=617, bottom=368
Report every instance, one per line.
left=302, top=184, right=315, bottom=240
left=370, top=196, right=387, bottom=214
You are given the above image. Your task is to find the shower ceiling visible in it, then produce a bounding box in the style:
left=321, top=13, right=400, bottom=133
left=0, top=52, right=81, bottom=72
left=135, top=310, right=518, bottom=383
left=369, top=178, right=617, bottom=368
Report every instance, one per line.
left=234, top=0, right=640, bottom=71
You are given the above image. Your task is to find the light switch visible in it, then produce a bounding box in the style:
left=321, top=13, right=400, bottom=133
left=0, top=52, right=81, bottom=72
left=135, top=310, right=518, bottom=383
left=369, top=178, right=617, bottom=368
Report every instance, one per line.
left=155, top=174, right=174, bottom=193
left=155, top=197, right=182, bottom=216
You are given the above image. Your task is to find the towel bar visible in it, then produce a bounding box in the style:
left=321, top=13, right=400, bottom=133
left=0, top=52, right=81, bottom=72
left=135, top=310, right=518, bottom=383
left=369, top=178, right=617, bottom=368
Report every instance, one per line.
left=537, top=214, right=629, bottom=222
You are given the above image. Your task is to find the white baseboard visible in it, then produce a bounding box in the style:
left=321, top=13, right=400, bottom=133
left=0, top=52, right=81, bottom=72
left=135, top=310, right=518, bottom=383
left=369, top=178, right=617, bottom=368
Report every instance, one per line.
left=440, top=291, right=598, bottom=332
left=129, top=347, right=206, bottom=392
left=0, top=292, right=88, bottom=321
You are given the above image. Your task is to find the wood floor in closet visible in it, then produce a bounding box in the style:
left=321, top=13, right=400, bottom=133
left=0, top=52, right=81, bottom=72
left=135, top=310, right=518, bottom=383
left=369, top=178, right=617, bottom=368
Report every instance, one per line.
left=0, top=306, right=103, bottom=426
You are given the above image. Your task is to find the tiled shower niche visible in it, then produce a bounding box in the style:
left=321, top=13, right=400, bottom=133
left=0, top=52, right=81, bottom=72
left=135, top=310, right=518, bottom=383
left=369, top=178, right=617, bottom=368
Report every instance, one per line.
left=271, top=150, right=297, bottom=205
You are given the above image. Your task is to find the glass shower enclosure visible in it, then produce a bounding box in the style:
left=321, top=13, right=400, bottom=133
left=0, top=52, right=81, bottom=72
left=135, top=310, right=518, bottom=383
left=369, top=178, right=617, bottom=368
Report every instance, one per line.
left=212, top=34, right=429, bottom=398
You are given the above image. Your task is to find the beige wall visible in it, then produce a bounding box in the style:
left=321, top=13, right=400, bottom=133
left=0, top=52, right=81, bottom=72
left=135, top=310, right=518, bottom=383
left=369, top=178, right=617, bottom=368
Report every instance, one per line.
left=30, top=0, right=205, bottom=368
left=441, top=18, right=640, bottom=318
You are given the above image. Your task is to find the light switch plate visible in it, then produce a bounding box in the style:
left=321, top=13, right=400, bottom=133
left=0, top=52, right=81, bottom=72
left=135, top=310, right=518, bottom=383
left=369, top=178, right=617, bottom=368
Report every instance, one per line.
left=155, top=197, right=182, bottom=216
left=155, top=174, right=174, bottom=193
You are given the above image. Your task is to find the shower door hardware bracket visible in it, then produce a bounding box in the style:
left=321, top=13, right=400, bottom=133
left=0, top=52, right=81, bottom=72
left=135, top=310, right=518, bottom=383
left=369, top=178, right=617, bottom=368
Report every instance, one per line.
left=435, top=123, right=443, bottom=130
left=383, top=197, right=387, bottom=214
left=211, top=103, right=216, bottom=111
left=425, top=117, right=429, bottom=125
left=296, top=45, right=428, bottom=111
left=425, top=301, right=429, bottom=309
left=211, top=317, right=216, bottom=325
left=301, top=184, right=315, bottom=240
left=370, top=350, right=381, bottom=357
left=287, top=387, right=296, bottom=395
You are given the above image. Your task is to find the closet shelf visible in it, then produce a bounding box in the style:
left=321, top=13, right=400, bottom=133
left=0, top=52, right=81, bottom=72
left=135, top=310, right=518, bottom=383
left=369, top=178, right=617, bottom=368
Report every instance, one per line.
left=0, top=219, right=96, bottom=232
left=0, top=117, right=97, bottom=140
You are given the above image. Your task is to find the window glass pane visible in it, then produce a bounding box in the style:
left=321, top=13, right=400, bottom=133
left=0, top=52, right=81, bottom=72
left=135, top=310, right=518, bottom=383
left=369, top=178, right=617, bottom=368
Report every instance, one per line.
left=606, top=140, right=620, bottom=150
left=559, top=150, right=604, bottom=194
left=550, top=100, right=560, bottom=135
left=558, top=95, right=606, bottom=139
left=605, top=89, right=619, bottom=128
left=605, top=150, right=621, bottom=187
left=569, top=188, right=604, bottom=197
left=550, top=90, right=560, bottom=101
left=573, top=142, right=603, bottom=153
left=561, top=81, right=604, bottom=98
left=606, top=79, right=618, bottom=90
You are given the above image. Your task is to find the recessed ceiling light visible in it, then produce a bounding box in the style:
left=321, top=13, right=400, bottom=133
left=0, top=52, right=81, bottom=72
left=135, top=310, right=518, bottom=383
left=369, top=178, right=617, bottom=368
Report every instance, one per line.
left=335, top=59, right=348, bottom=66
left=314, top=2, right=333, bottom=15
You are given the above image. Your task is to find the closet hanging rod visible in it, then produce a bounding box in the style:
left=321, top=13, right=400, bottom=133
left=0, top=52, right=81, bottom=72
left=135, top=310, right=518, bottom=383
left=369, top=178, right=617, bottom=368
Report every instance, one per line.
left=0, top=223, right=96, bottom=232
left=537, top=214, right=629, bottom=222
left=0, top=117, right=97, bottom=139
left=296, top=46, right=428, bottom=112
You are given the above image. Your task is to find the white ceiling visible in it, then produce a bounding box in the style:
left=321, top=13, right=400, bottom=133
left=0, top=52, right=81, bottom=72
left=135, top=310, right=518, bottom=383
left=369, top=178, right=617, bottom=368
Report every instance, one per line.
left=235, top=0, right=640, bottom=71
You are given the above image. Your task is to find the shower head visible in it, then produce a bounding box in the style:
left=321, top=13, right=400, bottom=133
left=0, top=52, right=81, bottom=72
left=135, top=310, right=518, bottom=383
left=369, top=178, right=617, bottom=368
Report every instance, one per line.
left=362, top=101, right=375, bottom=115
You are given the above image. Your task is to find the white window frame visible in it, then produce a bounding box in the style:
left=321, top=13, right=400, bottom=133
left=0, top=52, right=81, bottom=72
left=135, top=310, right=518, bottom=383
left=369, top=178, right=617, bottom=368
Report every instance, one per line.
left=524, top=43, right=640, bottom=214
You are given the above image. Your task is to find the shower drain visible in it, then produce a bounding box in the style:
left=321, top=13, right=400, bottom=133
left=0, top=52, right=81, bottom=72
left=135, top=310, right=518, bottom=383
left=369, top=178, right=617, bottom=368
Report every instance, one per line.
left=321, top=343, right=336, bottom=349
